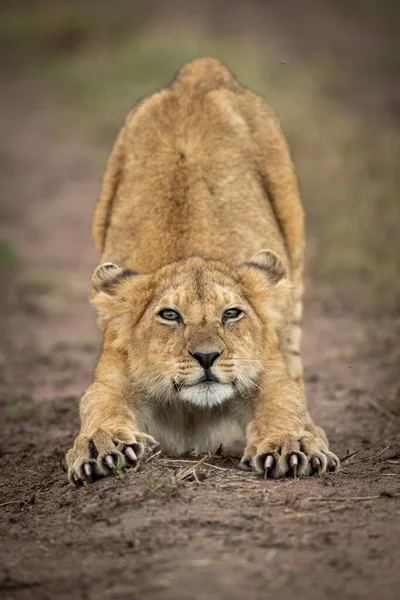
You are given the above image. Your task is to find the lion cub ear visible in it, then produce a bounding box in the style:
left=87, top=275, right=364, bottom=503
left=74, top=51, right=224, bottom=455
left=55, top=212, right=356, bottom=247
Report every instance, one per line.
left=91, top=262, right=137, bottom=295
left=244, top=249, right=287, bottom=285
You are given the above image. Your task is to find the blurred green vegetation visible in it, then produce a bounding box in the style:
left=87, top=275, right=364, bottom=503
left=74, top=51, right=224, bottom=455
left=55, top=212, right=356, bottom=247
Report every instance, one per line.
left=5, top=397, right=42, bottom=422
left=0, top=240, right=19, bottom=270
left=1, top=1, right=399, bottom=310
left=0, top=2, right=144, bottom=69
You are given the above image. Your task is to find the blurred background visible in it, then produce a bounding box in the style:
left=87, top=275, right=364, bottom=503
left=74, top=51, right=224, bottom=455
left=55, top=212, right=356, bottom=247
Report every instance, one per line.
left=0, top=0, right=399, bottom=311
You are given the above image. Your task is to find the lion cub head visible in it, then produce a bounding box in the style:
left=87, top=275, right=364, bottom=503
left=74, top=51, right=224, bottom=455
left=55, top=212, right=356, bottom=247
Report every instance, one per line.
left=91, top=252, right=290, bottom=408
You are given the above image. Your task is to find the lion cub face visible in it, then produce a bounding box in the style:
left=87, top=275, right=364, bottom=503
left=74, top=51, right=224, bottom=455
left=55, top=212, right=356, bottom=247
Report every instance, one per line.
left=91, top=254, right=288, bottom=408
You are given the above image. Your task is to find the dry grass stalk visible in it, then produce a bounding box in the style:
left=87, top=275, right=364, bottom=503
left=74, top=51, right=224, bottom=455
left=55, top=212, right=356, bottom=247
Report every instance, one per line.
left=145, top=450, right=162, bottom=462
left=173, top=455, right=209, bottom=484
left=0, top=500, right=33, bottom=509
left=159, top=457, right=221, bottom=469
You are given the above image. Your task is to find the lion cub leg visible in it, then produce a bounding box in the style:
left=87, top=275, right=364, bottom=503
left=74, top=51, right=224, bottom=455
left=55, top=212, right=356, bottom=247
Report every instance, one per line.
left=283, top=260, right=305, bottom=388
left=240, top=348, right=339, bottom=478
left=284, top=288, right=336, bottom=462
left=282, top=272, right=335, bottom=463
left=66, top=342, right=158, bottom=484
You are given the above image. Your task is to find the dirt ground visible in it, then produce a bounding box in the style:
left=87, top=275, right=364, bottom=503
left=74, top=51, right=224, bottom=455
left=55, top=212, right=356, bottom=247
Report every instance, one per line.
left=1, top=73, right=400, bottom=600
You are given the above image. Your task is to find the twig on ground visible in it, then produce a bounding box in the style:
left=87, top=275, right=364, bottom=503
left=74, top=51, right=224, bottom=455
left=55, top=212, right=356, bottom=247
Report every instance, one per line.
left=347, top=445, right=391, bottom=464
left=304, top=495, right=382, bottom=502
left=339, top=449, right=362, bottom=463
left=212, top=473, right=256, bottom=483
left=285, top=491, right=400, bottom=517
left=133, top=460, right=142, bottom=473
left=305, top=492, right=399, bottom=503
left=160, top=457, right=218, bottom=468
left=192, top=470, right=201, bottom=484
left=218, top=482, right=260, bottom=489
left=0, top=500, right=33, bottom=509
left=283, top=505, right=348, bottom=519
left=150, top=558, right=213, bottom=572
left=202, top=462, right=229, bottom=471
left=367, top=398, right=397, bottom=419
left=158, top=458, right=195, bottom=466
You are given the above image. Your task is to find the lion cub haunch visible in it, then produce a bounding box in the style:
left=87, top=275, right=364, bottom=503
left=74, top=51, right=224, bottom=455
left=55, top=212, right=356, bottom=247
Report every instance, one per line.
left=66, top=58, right=339, bottom=484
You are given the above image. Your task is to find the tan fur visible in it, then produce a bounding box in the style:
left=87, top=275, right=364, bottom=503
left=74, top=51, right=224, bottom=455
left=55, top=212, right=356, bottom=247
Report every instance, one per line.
left=67, top=58, right=339, bottom=483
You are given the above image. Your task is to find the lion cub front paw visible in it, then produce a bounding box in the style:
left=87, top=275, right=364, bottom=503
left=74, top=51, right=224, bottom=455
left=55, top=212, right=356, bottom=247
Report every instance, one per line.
left=66, top=427, right=159, bottom=484
left=240, top=431, right=339, bottom=479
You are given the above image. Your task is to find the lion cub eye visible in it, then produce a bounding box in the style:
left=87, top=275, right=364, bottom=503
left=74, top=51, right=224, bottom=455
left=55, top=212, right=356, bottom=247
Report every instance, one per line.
left=222, top=308, right=243, bottom=324
left=158, top=309, right=182, bottom=323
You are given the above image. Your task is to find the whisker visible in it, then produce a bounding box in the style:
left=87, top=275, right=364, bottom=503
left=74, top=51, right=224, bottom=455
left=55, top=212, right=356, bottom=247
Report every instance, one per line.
left=234, top=365, right=262, bottom=393
left=229, top=358, right=280, bottom=364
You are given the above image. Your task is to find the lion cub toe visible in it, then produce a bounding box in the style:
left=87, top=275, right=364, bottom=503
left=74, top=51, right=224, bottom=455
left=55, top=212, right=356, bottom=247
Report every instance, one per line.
left=66, top=428, right=159, bottom=484
left=240, top=432, right=339, bottom=479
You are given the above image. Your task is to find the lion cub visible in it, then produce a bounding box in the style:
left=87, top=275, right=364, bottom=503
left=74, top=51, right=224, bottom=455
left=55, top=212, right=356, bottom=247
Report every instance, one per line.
left=66, top=58, right=339, bottom=483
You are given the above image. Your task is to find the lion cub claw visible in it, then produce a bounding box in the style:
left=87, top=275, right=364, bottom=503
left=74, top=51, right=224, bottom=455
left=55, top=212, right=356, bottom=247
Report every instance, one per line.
left=240, top=432, right=340, bottom=479
left=66, top=429, right=159, bottom=484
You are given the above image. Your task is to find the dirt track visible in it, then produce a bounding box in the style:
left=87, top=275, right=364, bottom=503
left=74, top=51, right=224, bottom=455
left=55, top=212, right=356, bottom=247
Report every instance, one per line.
left=1, top=81, right=400, bottom=600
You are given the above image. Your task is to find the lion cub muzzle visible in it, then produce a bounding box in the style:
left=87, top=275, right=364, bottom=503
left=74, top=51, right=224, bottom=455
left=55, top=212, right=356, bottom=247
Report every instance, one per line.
left=178, top=348, right=234, bottom=408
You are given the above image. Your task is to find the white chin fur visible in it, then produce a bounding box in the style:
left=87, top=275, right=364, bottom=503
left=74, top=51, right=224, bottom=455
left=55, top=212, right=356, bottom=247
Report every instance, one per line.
left=180, top=383, right=234, bottom=408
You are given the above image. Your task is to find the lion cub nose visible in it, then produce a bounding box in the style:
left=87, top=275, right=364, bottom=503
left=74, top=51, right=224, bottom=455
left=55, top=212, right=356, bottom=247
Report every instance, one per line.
left=190, top=351, right=222, bottom=370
